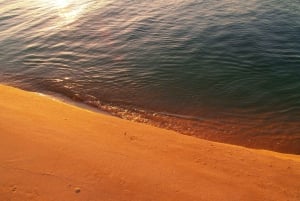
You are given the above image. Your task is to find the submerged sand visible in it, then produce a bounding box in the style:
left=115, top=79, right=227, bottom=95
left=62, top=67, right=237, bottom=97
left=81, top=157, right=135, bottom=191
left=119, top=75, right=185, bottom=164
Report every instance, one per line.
left=0, top=84, right=300, bottom=201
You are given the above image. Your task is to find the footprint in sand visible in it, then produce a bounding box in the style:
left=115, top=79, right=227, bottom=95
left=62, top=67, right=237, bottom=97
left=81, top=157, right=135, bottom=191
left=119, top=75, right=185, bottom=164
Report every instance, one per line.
left=74, top=187, right=81, bottom=194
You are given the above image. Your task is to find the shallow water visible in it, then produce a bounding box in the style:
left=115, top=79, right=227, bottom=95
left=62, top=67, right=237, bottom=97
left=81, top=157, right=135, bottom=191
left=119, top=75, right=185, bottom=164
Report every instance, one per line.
left=1, top=0, right=300, bottom=153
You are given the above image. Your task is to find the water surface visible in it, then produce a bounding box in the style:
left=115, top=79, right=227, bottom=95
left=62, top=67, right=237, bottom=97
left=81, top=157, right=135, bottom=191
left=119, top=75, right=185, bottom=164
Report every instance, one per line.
left=1, top=0, right=300, bottom=153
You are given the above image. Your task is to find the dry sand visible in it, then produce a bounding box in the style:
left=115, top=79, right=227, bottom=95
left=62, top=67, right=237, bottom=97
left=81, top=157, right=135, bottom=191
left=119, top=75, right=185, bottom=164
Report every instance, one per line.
left=0, top=84, right=300, bottom=201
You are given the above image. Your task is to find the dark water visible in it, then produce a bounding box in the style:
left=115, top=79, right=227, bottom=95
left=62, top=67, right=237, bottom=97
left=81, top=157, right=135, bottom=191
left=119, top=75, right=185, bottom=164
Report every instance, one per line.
left=1, top=0, right=300, bottom=153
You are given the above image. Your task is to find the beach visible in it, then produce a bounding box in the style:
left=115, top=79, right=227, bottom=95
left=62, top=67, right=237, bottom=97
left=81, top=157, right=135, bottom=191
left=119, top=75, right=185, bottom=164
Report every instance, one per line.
left=0, top=84, right=299, bottom=201
left=2, top=0, right=300, bottom=154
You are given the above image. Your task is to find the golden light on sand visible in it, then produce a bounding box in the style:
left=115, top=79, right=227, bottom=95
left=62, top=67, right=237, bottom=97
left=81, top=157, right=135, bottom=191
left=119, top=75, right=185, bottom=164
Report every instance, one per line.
left=1, top=84, right=300, bottom=201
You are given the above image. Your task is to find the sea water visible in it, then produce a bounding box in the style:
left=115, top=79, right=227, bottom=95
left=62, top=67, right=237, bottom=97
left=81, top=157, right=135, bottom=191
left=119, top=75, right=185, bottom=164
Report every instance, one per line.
left=1, top=0, right=300, bottom=153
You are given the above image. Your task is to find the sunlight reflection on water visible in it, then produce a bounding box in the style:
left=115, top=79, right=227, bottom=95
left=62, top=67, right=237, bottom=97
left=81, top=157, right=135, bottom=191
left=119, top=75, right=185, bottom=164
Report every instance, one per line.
left=0, top=0, right=300, bottom=153
left=38, top=0, right=91, bottom=27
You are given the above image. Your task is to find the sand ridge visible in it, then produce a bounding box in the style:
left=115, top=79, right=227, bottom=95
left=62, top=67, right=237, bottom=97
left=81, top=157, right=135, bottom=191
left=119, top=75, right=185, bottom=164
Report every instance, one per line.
left=0, top=84, right=300, bottom=201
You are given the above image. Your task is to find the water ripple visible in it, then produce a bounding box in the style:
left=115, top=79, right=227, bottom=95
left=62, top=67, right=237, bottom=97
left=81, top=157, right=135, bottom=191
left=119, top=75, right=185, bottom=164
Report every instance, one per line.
left=1, top=0, right=300, bottom=153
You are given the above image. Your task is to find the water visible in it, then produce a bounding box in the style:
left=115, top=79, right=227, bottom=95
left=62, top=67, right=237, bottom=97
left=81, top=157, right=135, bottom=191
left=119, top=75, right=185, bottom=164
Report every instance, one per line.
left=1, top=0, right=300, bottom=153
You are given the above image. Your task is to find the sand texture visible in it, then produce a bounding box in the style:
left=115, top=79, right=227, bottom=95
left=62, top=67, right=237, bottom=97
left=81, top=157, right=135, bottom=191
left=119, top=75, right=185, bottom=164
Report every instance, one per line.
left=0, top=84, right=300, bottom=201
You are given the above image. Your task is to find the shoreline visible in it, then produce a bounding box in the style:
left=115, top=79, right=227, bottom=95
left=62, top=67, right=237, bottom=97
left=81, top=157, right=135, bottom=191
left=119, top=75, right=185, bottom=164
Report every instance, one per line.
left=2, top=82, right=299, bottom=156
left=1, top=84, right=300, bottom=201
left=2, top=81, right=300, bottom=154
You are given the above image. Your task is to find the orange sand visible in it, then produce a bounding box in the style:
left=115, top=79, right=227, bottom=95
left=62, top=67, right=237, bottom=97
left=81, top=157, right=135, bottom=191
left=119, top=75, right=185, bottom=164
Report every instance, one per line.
left=0, top=84, right=300, bottom=201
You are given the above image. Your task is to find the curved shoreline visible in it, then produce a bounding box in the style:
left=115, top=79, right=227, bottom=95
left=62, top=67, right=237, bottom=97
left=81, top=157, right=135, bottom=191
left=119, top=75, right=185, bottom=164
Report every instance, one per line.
left=2, top=80, right=300, bottom=154
left=0, top=84, right=300, bottom=201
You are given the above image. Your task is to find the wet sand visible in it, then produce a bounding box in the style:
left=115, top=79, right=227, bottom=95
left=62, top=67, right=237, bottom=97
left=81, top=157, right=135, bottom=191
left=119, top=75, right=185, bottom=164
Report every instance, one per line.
left=0, top=84, right=300, bottom=201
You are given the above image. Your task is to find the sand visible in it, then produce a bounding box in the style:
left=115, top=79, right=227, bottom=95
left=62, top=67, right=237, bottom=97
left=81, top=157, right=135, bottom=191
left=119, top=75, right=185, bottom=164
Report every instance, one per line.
left=0, top=84, right=300, bottom=201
